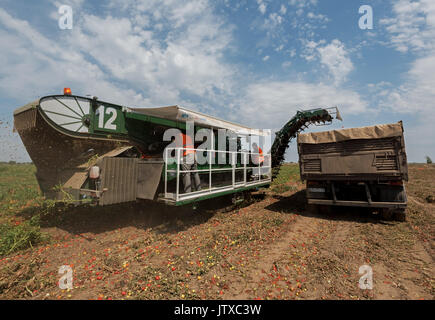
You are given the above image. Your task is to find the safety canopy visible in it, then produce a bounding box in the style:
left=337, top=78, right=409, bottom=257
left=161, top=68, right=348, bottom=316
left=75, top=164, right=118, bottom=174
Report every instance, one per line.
left=298, top=122, right=404, bottom=144
left=129, top=105, right=270, bottom=137
left=14, top=96, right=270, bottom=137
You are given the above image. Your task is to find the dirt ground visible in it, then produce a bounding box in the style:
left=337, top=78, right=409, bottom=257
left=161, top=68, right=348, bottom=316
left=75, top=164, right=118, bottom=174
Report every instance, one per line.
left=0, top=163, right=433, bottom=300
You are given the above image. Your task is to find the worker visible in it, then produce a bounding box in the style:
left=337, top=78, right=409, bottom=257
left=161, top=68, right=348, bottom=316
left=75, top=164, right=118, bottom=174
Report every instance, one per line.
left=251, top=142, right=264, bottom=166
left=251, top=142, right=265, bottom=180
left=175, top=132, right=201, bottom=193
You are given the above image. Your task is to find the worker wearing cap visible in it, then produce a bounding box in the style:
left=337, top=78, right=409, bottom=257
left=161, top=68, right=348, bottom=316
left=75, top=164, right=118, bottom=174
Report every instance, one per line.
left=177, top=132, right=201, bottom=193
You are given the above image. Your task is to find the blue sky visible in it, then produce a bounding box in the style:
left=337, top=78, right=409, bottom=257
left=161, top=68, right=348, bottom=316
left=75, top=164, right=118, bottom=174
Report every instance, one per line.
left=0, top=0, right=434, bottom=162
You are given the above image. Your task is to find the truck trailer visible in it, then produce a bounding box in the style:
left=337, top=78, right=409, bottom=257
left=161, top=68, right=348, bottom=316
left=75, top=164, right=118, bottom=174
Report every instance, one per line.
left=298, top=121, right=408, bottom=221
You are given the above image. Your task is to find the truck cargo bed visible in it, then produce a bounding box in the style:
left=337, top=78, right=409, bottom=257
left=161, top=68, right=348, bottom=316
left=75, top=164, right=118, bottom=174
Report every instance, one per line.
left=298, top=122, right=408, bottom=182
left=298, top=122, right=408, bottom=219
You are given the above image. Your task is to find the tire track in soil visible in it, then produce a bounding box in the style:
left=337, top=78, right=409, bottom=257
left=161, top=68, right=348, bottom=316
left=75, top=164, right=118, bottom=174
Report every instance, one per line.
left=224, top=196, right=433, bottom=300
left=227, top=211, right=324, bottom=299
left=1, top=165, right=433, bottom=300
left=221, top=189, right=354, bottom=300
left=363, top=221, right=434, bottom=300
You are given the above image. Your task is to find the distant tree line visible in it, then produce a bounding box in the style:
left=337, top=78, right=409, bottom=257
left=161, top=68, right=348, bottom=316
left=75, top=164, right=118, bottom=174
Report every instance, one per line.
left=0, top=161, right=33, bottom=165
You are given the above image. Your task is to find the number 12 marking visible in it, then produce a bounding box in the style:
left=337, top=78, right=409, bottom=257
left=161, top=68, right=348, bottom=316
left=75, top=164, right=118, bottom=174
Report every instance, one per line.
left=97, top=106, right=117, bottom=130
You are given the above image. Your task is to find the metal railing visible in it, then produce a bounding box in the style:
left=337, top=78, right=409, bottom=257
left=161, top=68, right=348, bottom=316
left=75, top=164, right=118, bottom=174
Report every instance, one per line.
left=164, top=148, right=271, bottom=202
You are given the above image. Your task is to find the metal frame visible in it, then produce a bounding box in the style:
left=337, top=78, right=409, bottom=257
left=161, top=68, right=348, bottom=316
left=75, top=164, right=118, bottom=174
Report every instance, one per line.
left=307, top=182, right=408, bottom=209
left=163, top=147, right=271, bottom=203
left=299, top=106, right=341, bottom=127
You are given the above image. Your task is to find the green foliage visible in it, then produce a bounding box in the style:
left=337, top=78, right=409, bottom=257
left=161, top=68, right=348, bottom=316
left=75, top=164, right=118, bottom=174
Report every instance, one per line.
left=271, top=164, right=300, bottom=193
left=0, top=163, right=48, bottom=256
left=426, top=156, right=432, bottom=164
left=271, top=184, right=297, bottom=194
left=0, top=217, right=47, bottom=256
left=0, top=163, right=42, bottom=205
left=271, top=164, right=300, bottom=185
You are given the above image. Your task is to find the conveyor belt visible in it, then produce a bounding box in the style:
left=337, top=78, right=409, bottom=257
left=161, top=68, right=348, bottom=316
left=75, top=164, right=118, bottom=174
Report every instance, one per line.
left=270, top=107, right=341, bottom=179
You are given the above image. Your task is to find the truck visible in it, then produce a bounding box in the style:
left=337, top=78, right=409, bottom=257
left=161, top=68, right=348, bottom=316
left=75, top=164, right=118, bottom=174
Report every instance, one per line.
left=297, top=121, right=408, bottom=221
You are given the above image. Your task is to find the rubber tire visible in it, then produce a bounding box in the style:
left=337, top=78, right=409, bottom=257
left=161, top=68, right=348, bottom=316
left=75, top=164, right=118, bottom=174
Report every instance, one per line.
left=318, top=205, right=332, bottom=215
left=307, top=204, right=332, bottom=215
left=380, top=208, right=394, bottom=220
left=243, top=191, right=252, bottom=202
left=306, top=204, right=319, bottom=214
left=393, top=209, right=406, bottom=222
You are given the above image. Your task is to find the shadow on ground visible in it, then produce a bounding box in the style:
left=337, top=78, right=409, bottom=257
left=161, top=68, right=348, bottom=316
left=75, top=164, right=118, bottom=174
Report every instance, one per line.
left=266, top=190, right=394, bottom=225
left=15, top=189, right=395, bottom=238
left=16, top=195, right=242, bottom=236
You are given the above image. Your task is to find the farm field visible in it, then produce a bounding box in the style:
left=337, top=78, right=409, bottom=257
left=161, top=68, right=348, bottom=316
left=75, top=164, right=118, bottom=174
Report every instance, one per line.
left=0, top=162, right=433, bottom=300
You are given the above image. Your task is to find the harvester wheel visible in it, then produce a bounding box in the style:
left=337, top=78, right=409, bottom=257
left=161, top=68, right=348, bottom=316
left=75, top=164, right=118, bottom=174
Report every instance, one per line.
left=243, top=191, right=252, bottom=203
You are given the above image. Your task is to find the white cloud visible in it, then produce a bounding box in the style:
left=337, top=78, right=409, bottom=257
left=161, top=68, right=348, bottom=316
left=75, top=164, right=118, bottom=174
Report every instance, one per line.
left=385, top=55, right=435, bottom=161
left=71, top=15, right=233, bottom=104
left=233, top=81, right=367, bottom=130
left=0, top=1, right=236, bottom=108
left=257, top=0, right=267, bottom=15
left=300, top=39, right=322, bottom=59
left=0, top=9, right=148, bottom=106
left=378, top=0, right=435, bottom=115
left=0, top=2, right=238, bottom=161
left=317, top=39, right=354, bottom=85
left=307, top=12, right=329, bottom=22
left=383, top=54, right=435, bottom=114
left=378, top=0, right=435, bottom=161
left=253, top=0, right=326, bottom=57
left=1, top=0, right=433, bottom=164
left=380, top=0, right=435, bottom=53
left=289, top=0, right=318, bottom=8
left=299, top=39, right=353, bottom=85
left=275, top=44, right=284, bottom=52
left=258, top=10, right=286, bottom=35
left=267, top=12, right=283, bottom=26
left=51, top=0, right=85, bottom=9
left=282, top=61, right=292, bottom=68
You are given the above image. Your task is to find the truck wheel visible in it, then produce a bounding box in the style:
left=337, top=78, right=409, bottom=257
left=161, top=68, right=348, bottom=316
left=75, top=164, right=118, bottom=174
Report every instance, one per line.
left=318, top=205, right=332, bottom=215
left=306, top=204, right=319, bottom=214
left=380, top=208, right=394, bottom=220
left=393, top=209, right=406, bottom=222
left=395, top=189, right=406, bottom=202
